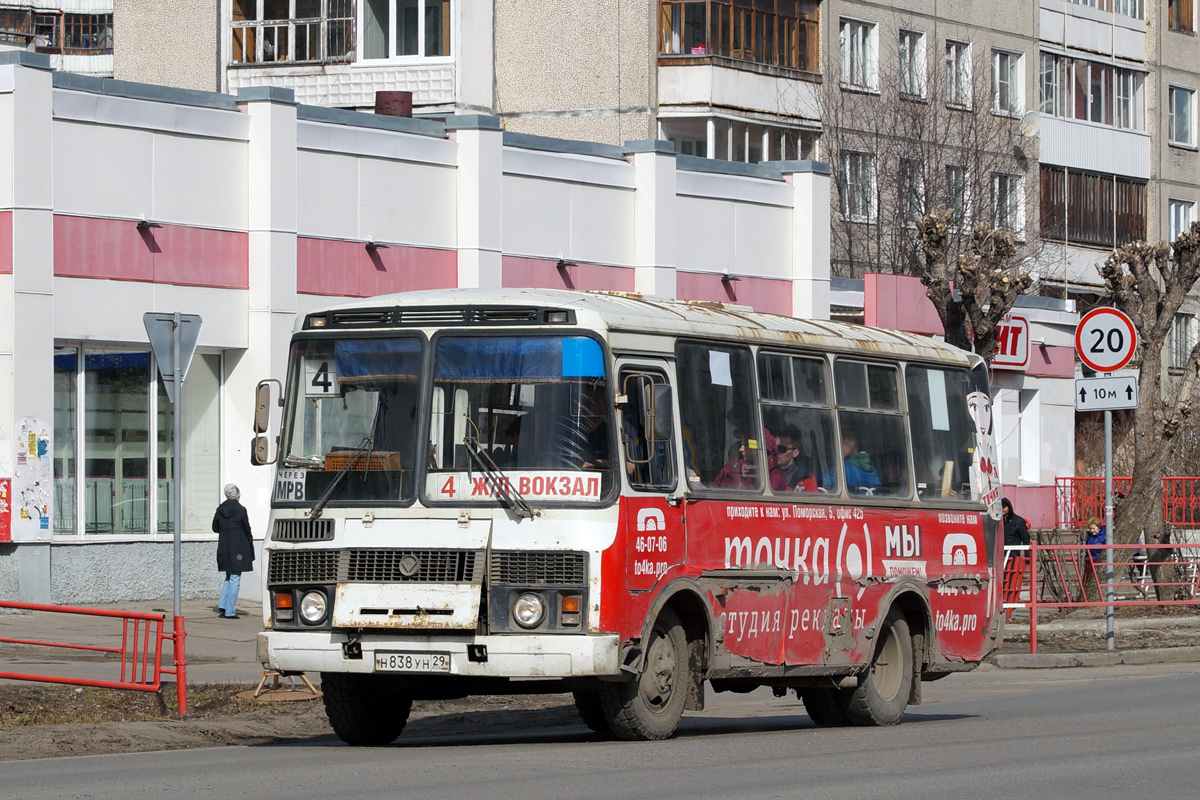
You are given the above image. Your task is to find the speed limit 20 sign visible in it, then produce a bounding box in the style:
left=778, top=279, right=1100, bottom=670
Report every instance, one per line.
left=1075, top=307, right=1138, bottom=373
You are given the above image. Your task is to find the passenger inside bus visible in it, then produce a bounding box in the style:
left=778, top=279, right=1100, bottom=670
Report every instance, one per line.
left=826, top=425, right=881, bottom=494
left=774, top=430, right=818, bottom=492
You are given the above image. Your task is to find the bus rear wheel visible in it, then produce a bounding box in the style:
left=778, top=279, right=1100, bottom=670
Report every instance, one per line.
left=599, top=606, right=689, bottom=740
left=842, top=609, right=913, bottom=727
left=321, top=672, right=413, bottom=746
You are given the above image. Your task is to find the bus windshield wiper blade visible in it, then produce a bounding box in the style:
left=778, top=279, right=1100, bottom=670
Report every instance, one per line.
left=307, top=435, right=372, bottom=519
left=462, top=434, right=534, bottom=519
left=308, top=398, right=383, bottom=519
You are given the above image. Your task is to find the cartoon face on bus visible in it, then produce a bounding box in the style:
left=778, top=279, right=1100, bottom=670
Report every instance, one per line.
left=966, top=390, right=992, bottom=439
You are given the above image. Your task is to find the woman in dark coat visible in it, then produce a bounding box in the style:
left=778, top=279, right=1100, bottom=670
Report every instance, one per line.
left=213, top=483, right=254, bottom=619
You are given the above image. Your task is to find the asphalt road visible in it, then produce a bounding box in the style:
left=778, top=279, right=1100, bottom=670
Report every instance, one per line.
left=4, top=662, right=1198, bottom=800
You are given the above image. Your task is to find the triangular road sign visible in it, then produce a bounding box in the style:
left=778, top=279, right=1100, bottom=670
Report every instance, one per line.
left=143, top=312, right=203, bottom=405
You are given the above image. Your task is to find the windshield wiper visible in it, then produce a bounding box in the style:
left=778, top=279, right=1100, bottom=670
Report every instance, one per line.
left=462, top=434, right=534, bottom=519
left=308, top=401, right=382, bottom=519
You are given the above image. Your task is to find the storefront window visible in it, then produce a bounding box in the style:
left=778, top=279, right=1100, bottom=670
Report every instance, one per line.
left=56, top=345, right=224, bottom=539
left=84, top=349, right=151, bottom=536
left=158, top=353, right=222, bottom=534
left=53, top=346, right=78, bottom=535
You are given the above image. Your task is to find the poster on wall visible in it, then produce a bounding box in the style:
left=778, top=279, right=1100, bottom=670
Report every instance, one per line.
left=0, top=478, right=10, bottom=542
left=13, top=416, right=51, bottom=541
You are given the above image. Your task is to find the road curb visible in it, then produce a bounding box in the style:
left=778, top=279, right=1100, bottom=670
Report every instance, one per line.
left=989, top=645, right=1200, bottom=669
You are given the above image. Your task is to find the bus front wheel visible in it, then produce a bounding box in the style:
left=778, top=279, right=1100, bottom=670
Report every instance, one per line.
left=842, top=608, right=913, bottom=726
left=321, top=672, right=413, bottom=746
left=599, top=606, right=689, bottom=740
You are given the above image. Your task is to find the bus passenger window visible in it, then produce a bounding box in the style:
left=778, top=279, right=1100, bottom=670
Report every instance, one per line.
left=620, top=370, right=677, bottom=492
left=906, top=365, right=975, bottom=500
left=676, top=343, right=762, bottom=492
left=833, top=360, right=911, bottom=498
left=758, top=352, right=836, bottom=495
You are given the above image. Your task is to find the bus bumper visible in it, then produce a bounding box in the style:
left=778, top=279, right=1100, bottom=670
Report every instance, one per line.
left=258, top=630, right=622, bottom=678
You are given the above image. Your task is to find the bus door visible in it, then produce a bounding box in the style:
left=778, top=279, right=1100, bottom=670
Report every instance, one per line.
left=615, top=360, right=684, bottom=593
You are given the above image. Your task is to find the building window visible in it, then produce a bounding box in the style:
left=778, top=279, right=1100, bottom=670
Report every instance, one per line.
left=1170, top=314, right=1197, bottom=370
left=992, top=173, right=1023, bottom=233
left=361, top=0, right=452, bottom=60
left=1039, top=166, right=1146, bottom=247
left=1169, top=0, right=1194, bottom=33
left=898, top=29, right=925, bottom=97
left=0, top=10, right=114, bottom=53
left=900, top=158, right=924, bottom=223
left=53, top=347, right=223, bottom=538
left=992, top=49, right=1022, bottom=115
left=658, top=0, right=821, bottom=73
left=946, top=164, right=968, bottom=227
left=1170, top=86, right=1196, bottom=146
left=1039, top=53, right=1145, bottom=131
left=232, top=0, right=356, bottom=64
left=1113, top=0, right=1144, bottom=20
left=839, top=18, right=877, bottom=91
left=839, top=150, right=876, bottom=222
left=945, top=40, right=971, bottom=108
left=1170, top=199, right=1195, bottom=242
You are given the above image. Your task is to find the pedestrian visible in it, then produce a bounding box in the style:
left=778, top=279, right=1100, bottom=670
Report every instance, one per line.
left=1001, top=497, right=1031, bottom=618
left=213, top=483, right=254, bottom=619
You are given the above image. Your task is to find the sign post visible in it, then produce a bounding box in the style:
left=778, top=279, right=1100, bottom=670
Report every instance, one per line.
left=144, top=312, right=202, bottom=714
left=1074, top=307, right=1137, bottom=651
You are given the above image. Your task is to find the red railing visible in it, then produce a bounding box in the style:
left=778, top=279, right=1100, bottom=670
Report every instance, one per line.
left=1163, top=478, right=1200, bottom=526
left=1002, top=542, right=1200, bottom=653
left=0, top=601, right=188, bottom=714
left=1055, top=476, right=1132, bottom=529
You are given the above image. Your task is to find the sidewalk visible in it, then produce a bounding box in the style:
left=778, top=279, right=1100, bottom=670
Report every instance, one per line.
left=992, top=614, right=1200, bottom=669
left=4, top=601, right=1200, bottom=686
left=0, top=599, right=269, bottom=686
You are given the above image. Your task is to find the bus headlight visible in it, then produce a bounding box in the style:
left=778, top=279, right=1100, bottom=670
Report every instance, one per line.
left=512, top=592, right=546, bottom=629
left=299, top=590, right=328, bottom=624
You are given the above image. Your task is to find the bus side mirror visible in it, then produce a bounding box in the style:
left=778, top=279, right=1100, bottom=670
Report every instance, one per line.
left=254, top=380, right=279, bottom=434
left=647, top=384, right=674, bottom=443
left=251, top=379, right=282, bottom=466
left=251, top=435, right=274, bottom=466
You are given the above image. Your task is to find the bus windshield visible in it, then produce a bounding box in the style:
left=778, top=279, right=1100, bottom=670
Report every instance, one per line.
left=277, top=336, right=423, bottom=505
left=425, top=334, right=614, bottom=505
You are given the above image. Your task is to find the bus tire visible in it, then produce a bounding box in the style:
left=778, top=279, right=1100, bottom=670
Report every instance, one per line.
left=842, top=609, right=913, bottom=727
left=320, top=672, right=412, bottom=746
left=599, top=606, right=688, bottom=740
left=800, top=688, right=850, bottom=727
left=572, top=691, right=611, bottom=735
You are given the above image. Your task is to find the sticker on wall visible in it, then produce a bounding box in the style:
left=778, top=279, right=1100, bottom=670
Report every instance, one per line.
left=13, top=416, right=51, bottom=541
left=0, top=478, right=10, bottom=542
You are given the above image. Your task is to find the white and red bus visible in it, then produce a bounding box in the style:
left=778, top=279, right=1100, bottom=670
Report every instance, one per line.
left=252, top=288, right=1003, bottom=744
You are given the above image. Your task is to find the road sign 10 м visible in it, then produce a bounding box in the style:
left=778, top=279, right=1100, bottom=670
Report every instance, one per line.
left=1075, top=375, right=1138, bottom=411
left=1075, top=307, right=1137, bottom=374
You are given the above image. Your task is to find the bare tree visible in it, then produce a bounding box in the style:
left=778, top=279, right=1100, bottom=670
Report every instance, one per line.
left=1097, top=229, right=1200, bottom=597
left=820, top=26, right=1040, bottom=361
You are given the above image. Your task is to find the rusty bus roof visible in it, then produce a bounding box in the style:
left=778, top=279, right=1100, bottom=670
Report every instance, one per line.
left=303, top=288, right=978, bottom=367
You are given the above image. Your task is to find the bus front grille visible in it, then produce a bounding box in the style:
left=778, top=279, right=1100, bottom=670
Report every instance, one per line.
left=490, top=551, right=587, bottom=586
left=271, top=519, right=334, bottom=542
left=346, top=549, right=483, bottom=583
left=268, top=549, right=340, bottom=584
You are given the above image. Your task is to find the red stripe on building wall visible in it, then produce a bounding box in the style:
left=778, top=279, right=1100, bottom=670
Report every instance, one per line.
left=864, top=273, right=944, bottom=335
left=0, top=211, right=12, bottom=274
left=676, top=271, right=793, bottom=317
left=53, top=215, right=248, bottom=288
left=502, top=256, right=636, bottom=293
left=296, top=237, right=458, bottom=297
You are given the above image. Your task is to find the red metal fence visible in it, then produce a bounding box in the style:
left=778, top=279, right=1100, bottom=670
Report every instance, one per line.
left=0, top=601, right=188, bottom=714
left=1056, top=476, right=1200, bottom=529
left=1002, top=542, right=1200, bottom=653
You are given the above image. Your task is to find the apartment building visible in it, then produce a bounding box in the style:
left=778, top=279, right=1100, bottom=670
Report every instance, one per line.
left=0, top=1, right=113, bottom=75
